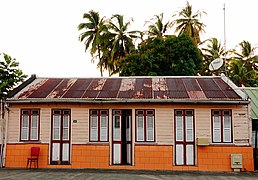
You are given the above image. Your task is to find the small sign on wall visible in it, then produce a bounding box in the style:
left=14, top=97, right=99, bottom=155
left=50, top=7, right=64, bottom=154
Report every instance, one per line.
left=73, top=120, right=78, bottom=123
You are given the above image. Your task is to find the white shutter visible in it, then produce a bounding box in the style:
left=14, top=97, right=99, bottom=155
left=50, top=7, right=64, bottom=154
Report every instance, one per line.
left=176, top=116, right=184, bottom=141
left=176, top=144, right=184, bottom=165
left=52, top=143, right=60, bottom=161
left=213, top=116, right=221, bottom=142
left=113, top=144, right=121, bottom=164
left=186, top=116, right=193, bottom=142
left=146, top=116, right=154, bottom=141
left=186, top=144, right=194, bottom=165
left=136, top=116, right=144, bottom=141
left=62, top=115, right=69, bottom=140
left=53, top=115, right=61, bottom=140
left=90, top=116, right=98, bottom=141
left=62, top=143, right=69, bottom=161
left=21, top=115, right=29, bottom=140
left=223, top=116, right=231, bottom=142
left=100, top=115, right=108, bottom=141
left=30, top=115, right=38, bottom=140
left=113, top=116, right=121, bottom=141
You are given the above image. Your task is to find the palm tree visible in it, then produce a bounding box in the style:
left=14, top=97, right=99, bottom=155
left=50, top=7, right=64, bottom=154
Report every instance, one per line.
left=200, top=38, right=225, bottom=75
left=108, top=14, right=138, bottom=72
left=145, top=13, right=170, bottom=38
left=229, top=59, right=258, bottom=87
left=78, top=10, right=107, bottom=76
left=228, top=40, right=258, bottom=86
left=233, top=40, right=258, bottom=71
left=172, top=1, right=206, bottom=44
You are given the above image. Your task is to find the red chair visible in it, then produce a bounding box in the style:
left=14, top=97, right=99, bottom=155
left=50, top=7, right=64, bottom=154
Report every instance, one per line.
left=27, top=147, right=40, bottom=168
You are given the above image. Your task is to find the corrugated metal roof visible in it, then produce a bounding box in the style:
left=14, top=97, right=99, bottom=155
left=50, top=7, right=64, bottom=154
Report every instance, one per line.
left=243, top=88, right=258, bottom=119
left=7, top=76, right=248, bottom=104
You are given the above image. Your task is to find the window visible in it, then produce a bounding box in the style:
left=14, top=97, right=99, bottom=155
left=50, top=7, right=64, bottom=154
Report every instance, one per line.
left=89, top=110, right=108, bottom=142
left=136, top=110, right=155, bottom=142
left=212, top=110, right=232, bottom=143
left=20, top=109, right=40, bottom=141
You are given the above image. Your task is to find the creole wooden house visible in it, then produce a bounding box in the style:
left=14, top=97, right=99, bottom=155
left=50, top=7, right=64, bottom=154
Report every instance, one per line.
left=1, top=75, right=254, bottom=171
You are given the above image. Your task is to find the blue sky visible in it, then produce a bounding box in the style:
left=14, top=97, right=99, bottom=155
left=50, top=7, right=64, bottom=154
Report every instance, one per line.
left=0, top=0, right=257, bottom=77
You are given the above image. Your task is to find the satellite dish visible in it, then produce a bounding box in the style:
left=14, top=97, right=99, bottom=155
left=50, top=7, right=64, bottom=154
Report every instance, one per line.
left=209, top=58, right=223, bottom=71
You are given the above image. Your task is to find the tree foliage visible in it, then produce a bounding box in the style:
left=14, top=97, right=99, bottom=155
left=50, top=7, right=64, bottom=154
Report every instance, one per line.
left=118, top=34, right=202, bottom=76
left=78, top=5, right=258, bottom=87
left=0, top=53, right=27, bottom=99
left=172, top=1, right=206, bottom=44
left=228, top=41, right=258, bottom=87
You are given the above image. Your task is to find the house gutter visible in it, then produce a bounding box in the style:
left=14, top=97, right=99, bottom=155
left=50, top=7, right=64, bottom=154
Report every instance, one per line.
left=6, top=98, right=250, bottom=105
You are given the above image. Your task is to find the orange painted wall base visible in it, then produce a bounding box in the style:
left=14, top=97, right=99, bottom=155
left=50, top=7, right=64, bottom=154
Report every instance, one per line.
left=4, top=144, right=254, bottom=172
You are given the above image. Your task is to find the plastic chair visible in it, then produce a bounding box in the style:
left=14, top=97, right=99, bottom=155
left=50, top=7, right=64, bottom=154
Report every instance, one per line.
left=27, top=147, right=40, bottom=168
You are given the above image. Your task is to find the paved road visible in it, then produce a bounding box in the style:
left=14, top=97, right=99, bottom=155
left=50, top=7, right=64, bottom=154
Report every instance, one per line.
left=0, top=169, right=258, bottom=180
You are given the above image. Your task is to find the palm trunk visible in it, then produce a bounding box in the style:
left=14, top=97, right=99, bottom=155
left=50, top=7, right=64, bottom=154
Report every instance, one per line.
left=97, top=45, right=103, bottom=77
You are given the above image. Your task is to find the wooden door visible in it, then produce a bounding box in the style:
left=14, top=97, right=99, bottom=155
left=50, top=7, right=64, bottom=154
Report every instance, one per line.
left=50, top=109, right=71, bottom=165
left=175, top=110, right=195, bottom=165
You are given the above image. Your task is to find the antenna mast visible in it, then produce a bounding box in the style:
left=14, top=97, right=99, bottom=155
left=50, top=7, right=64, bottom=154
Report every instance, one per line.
left=223, top=3, right=227, bottom=75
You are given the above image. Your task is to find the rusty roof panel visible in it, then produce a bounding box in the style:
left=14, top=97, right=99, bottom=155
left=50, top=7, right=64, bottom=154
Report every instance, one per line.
left=133, top=78, right=152, bottom=99
left=183, top=78, right=202, bottom=91
left=119, top=78, right=135, bottom=91
left=197, top=78, right=220, bottom=91
left=154, top=91, right=168, bottom=99
left=166, top=78, right=185, bottom=91
left=168, top=91, right=189, bottom=99
left=204, top=90, right=227, bottom=98
left=118, top=90, right=135, bottom=98
left=17, top=78, right=48, bottom=98
left=187, top=91, right=206, bottom=99
left=213, top=78, right=240, bottom=99
left=47, top=79, right=76, bottom=98
left=166, top=78, right=188, bottom=98
left=62, top=79, right=92, bottom=98
left=28, top=79, right=63, bottom=98
left=98, top=78, right=121, bottom=98
left=82, top=90, right=99, bottom=98
left=82, top=79, right=102, bottom=98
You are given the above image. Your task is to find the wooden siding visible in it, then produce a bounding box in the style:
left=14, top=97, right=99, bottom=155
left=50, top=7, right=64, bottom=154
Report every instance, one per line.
left=7, top=108, right=20, bottom=143
left=71, top=108, right=88, bottom=144
left=155, top=108, right=173, bottom=145
left=40, top=108, right=51, bottom=143
left=6, top=103, right=251, bottom=146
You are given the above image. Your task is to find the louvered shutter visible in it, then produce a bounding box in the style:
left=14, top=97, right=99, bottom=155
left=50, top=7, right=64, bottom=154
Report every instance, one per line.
left=186, top=144, right=194, bottom=165
left=90, top=116, right=98, bottom=141
left=176, top=144, right=184, bottom=165
left=186, top=116, right=193, bottom=142
left=223, top=116, right=231, bottom=142
left=21, top=114, right=29, bottom=140
left=176, top=116, right=184, bottom=141
left=30, top=115, right=38, bottom=140
left=136, top=116, right=144, bottom=141
left=146, top=116, right=154, bottom=141
left=53, top=115, right=61, bottom=140
left=62, top=115, right=69, bottom=140
left=213, top=116, right=221, bottom=142
left=100, top=115, right=108, bottom=141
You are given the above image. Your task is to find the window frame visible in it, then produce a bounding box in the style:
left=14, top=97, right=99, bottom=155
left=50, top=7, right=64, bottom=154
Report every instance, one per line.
left=135, top=109, right=155, bottom=142
left=89, top=109, right=109, bottom=142
left=211, top=109, right=233, bottom=143
left=20, top=109, right=40, bottom=142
